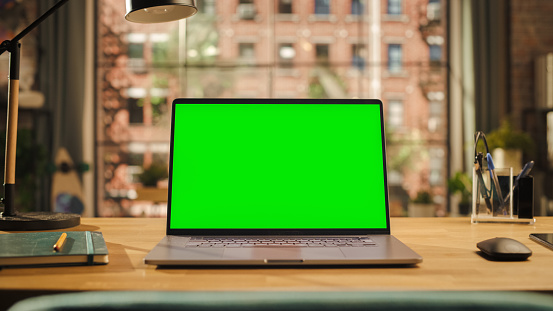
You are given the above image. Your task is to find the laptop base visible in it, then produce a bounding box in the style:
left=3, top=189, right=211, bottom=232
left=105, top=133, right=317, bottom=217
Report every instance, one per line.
left=145, top=235, right=422, bottom=266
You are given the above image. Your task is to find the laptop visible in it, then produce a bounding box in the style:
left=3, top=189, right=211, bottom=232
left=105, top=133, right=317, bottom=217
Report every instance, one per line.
left=145, top=98, right=422, bottom=266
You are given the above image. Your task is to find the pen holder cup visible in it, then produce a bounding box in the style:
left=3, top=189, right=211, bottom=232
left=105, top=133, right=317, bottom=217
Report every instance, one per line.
left=513, top=175, right=534, bottom=219
left=471, top=167, right=534, bottom=224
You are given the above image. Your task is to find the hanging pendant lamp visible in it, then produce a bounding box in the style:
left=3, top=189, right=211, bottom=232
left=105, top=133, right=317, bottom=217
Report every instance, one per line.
left=125, top=0, right=198, bottom=23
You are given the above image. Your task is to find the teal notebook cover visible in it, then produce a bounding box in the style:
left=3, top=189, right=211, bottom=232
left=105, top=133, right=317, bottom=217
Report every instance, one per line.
left=0, top=231, right=109, bottom=267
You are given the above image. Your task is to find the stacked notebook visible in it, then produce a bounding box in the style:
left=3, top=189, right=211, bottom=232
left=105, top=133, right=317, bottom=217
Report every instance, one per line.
left=0, top=231, right=108, bottom=267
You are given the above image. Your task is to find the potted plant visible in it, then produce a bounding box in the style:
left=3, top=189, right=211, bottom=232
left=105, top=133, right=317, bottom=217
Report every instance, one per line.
left=135, top=163, right=169, bottom=202
left=408, top=190, right=435, bottom=217
left=447, top=171, right=472, bottom=215
left=0, top=129, right=47, bottom=212
left=486, top=119, right=534, bottom=172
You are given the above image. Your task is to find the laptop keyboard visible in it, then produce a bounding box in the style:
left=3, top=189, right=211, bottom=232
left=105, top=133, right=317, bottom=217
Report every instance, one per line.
left=185, top=237, right=376, bottom=248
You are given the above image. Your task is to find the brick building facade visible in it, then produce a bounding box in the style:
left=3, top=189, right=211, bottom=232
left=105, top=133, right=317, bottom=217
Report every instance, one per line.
left=96, top=0, right=448, bottom=217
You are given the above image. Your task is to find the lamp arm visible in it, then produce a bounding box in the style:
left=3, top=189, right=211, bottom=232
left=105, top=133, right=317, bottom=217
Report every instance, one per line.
left=17, top=0, right=71, bottom=44
left=0, top=0, right=70, bottom=56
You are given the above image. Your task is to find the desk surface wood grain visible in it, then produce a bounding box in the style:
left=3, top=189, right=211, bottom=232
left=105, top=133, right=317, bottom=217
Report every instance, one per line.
left=1, top=217, right=553, bottom=293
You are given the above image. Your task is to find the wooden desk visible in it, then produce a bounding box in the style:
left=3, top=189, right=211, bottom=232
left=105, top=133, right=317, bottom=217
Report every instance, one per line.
left=1, top=217, right=553, bottom=308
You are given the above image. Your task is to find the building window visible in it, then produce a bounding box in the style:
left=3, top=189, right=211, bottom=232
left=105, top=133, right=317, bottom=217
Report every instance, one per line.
left=429, top=148, right=445, bottom=186
left=239, top=43, right=255, bottom=59
left=427, top=0, right=441, bottom=21
left=278, top=43, right=295, bottom=67
left=152, top=42, right=167, bottom=64
left=126, top=88, right=147, bottom=124
left=314, top=0, right=330, bottom=15
left=127, top=33, right=146, bottom=73
left=429, top=45, right=442, bottom=62
left=315, top=44, right=330, bottom=65
left=128, top=152, right=145, bottom=167
left=388, top=44, right=402, bottom=73
left=351, top=0, right=364, bottom=15
left=387, top=0, right=402, bottom=15
left=151, top=96, right=167, bottom=125
left=278, top=0, right=293, bottom=14
left=237, top=0, right=256, bottom=20
left=128, top=42, right=144, bottom=59
left=96, top=0, right=449, bottom=217
left=151, top=33, right=170, bottom=65
left=128, top=152, right=145, bottom=183
left=152, top=152, right=169, bottom=165
left=197, top=0, right=216, bottom=15
left=128, top=98, right=144, bottom=124
left=352, top=44, right=366, bottom=71
left=388, top=100, right=403, bottom=130
left=428, top=101, right=443, bottom=132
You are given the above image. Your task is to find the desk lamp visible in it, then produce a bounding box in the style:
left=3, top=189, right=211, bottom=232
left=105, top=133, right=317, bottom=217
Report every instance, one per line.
left=0, top=0, right=197, bottom=230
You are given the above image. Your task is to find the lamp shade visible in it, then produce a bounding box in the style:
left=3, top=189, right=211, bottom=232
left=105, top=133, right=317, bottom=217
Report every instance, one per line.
left=125, top=0, right=197, bottom=23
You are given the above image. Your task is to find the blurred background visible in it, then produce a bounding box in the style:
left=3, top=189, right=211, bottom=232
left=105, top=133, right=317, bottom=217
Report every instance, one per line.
left=0, top=0, right=552, bottom=218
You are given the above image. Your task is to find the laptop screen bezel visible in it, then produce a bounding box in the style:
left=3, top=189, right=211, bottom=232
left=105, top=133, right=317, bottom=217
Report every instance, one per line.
left=165, top=98, right=391, bottom=236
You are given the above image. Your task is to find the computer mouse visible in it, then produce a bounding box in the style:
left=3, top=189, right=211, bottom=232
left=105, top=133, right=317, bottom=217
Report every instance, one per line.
left=477, top=237, right=532, bottom=261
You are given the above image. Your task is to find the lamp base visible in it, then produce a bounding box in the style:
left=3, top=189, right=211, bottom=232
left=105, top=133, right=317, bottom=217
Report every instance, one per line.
left=0, top=212, right=80, bottom=231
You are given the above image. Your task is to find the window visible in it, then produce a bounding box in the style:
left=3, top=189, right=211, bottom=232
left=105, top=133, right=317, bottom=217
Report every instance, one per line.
left=352, top=44, right=366, bottom=71
left=127, top=33, right=146, bottom=73
left=429, top=148, right=445, bottom=186
left=315, top=44, right=330, bottom=65
left=152, top=152, right=169, bottom=165
left=388, top=44, right=402, bottom=73
left=128, top=152, right=145, bottom=167
left=152, top=43, right=168, bottom=64
left=427, top=0, right=441, bottom=21
left=128, top=98, right=144, bottom=124
left=388, top=0, right=402, bottom=15
left=314, top=0, right=330, bottom=15
left=388, top=100, right=404, bottom=130
left=427, top=36, right=444, bottom=69
left=428, top=101, right=444, bottom=132
left=150, top=95, right=168, bottom=125
left=278, top=0, right=293, bottom=14
left=96, top=0, right=449, bottom=217
left=351, top=0, right=364, bottom=15
left=151, top=33, right=170, bottom=65
left=239, top=43, right=255, bottom=64
left=128, top=43, right=144, bottom=59
left=238, top=0, right=256, bottom=20
left=197, top=0, right=216, bottom=16
left=429, top=45, right=442, bottom=62
left=126, top=88, right=147, bottom=125
left=128, top=152, right=145, bottom=183
left=127, top=33, right=145, bottom=59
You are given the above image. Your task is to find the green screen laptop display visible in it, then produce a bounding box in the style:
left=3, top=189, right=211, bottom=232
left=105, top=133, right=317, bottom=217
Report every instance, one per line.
left=168, top=100, right=388, bottom=230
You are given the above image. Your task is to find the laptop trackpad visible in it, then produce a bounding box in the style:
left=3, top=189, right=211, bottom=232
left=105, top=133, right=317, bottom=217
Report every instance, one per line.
left=223, top=248, right=345, bottom=260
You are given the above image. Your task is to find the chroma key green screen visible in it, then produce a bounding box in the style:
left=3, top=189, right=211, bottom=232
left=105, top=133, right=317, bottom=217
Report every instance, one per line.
left=169, top=101, right=388, bottom=229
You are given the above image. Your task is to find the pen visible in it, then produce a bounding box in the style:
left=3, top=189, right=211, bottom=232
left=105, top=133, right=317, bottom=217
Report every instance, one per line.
left=53, top=233, right=67, bottom=252
left=486, top=153, right=505, bottom=213
left=474, top=153, right=492, bottom=214
left=516, top=161, right=534, bottom=184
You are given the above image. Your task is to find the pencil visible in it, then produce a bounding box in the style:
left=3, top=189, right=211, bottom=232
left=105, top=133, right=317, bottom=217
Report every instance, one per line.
left=53, top=233, right=67, bottom=252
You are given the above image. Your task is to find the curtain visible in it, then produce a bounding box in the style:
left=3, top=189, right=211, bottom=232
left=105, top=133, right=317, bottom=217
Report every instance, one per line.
left=38, top=0, right=87, bottom=166
left=37, top=0, right=91, bottom=213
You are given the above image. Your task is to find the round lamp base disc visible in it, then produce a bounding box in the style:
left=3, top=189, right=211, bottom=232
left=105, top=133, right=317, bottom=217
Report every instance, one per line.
left=0, top=212, right=80, bottom=231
